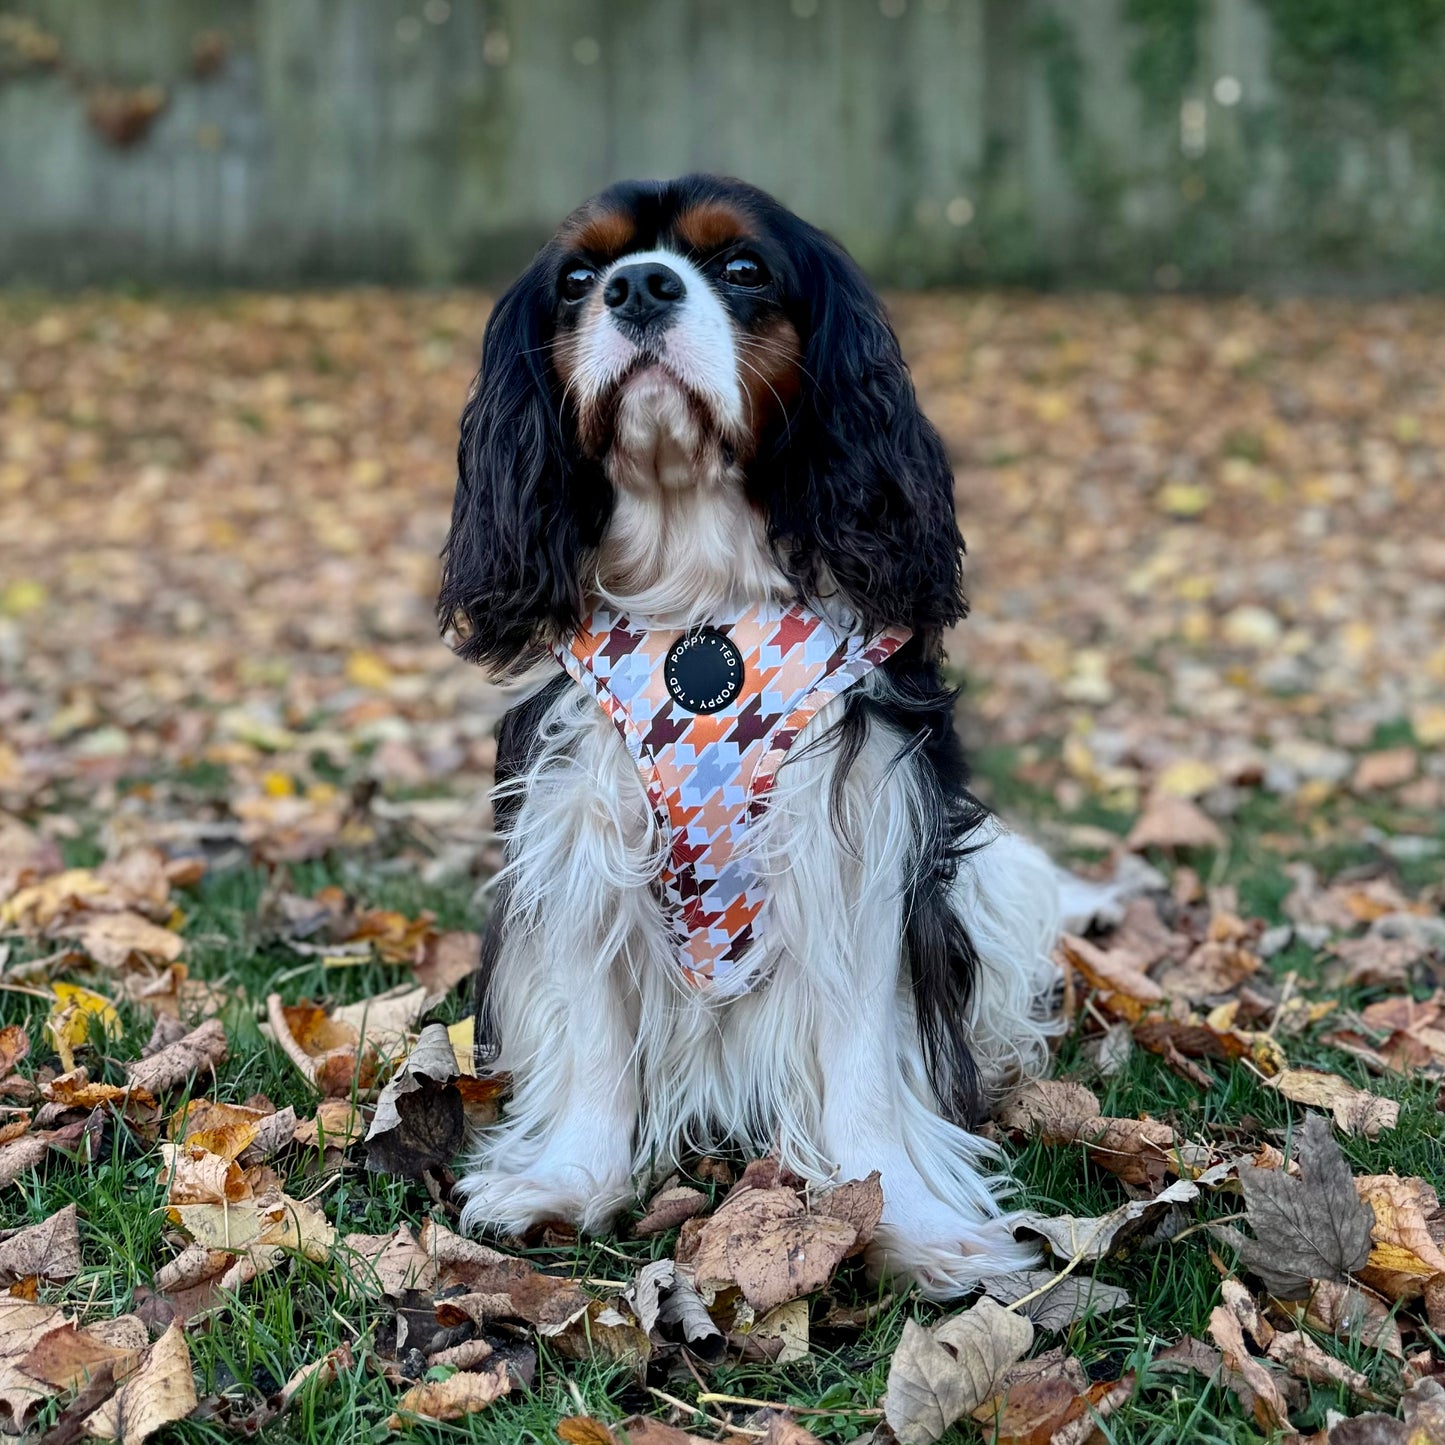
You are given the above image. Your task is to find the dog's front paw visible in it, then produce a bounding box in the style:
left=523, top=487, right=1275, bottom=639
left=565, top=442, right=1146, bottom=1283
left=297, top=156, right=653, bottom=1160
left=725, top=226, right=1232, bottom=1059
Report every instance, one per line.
left=455, top=1163, right=636, bottom=1237
left=868, top=1202, right=1041, bottom=1300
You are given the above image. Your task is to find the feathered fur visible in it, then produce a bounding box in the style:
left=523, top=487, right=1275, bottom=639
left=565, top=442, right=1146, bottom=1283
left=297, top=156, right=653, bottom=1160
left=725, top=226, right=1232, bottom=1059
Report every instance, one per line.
left=439, top=175, right=1061, bottom=1294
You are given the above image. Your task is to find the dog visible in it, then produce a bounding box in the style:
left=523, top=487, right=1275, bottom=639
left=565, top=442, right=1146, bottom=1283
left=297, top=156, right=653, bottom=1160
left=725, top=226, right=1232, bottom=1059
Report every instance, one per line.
left=438, top=174, right=1061, bottom=1296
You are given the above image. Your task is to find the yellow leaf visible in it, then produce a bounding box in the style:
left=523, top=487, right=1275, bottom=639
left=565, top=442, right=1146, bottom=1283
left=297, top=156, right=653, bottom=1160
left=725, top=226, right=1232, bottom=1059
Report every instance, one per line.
left=0, top=580, right=46, bottom=616
left=448, top=1016, right=476, bottom=1077
left=48, top=983, right=121, bottom=1051
left=344, top=650, right=392, bottom=690
left=262, top=770, right=295, bottom=798
left=1155, top=758, right=1220, bottom=798
left=1158, top=481, right=1213, bottom=517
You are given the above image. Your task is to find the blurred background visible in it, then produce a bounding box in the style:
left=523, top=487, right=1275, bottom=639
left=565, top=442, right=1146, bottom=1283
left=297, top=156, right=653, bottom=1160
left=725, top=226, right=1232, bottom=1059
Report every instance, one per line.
left=4, top=0, right=1445, bottom=289
left=3, top=0, right=1444, bottom=873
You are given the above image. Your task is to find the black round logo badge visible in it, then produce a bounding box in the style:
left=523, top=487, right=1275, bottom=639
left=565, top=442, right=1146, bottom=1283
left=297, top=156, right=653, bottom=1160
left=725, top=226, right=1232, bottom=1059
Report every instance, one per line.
left=663, top=627, right=745, bottom=714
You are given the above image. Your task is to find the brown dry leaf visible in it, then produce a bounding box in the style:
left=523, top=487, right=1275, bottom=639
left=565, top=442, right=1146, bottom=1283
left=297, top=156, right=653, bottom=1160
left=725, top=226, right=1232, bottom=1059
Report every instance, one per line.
left=0, top=1026, right=30, bottom=1079
left=756, top=1415, right=826, bottom=1445
left=996, top=1080, right=1102, bottom=1141
left=1078, top=1115, right=1194, bottom=1187
left=689, top=1183, right=858, bottom=1314
left=623, top=1257, right=723, bottom=1359
left=1293, top=1280, right=1403, bottom=1359
left=18, top=1319, right=142, bottom=1392
left=1012, top=1178, right=1200, bottom=1263
left=558, top=1420, right=622, bottom=1445
left=980, top=1361, right=1133, bottom=1445
left=81, top=1320, right=196, bottom=1442
left=813, top=1170, right=884, bottom=1256
left=125, top=1020, right=226, bottom=1095
left=329, top=983, right=428, bottom=1061
left=295, top=1099, right=366, bottom=1150
left=412, top=929, right=481, bottom=1004
left=0, top=1132, right=54, bottom=1191
left=416, top=1219, right=590, bottom=1334
left=1351, top=748, right=1418, bottom=793
left=363, top=1021, right=461, bottom=1177
left=0, top=1203, right=81, bottom=1285
left=1127, top=793, right=1225, bottom=853
left=1269, top=1069, right=1400, bottom=1138
left=160, top=1143, right=249, bottom=1207
left=1057, top=934, right=1164, bottom=1021
left=386, top=1361, right=512, bottom=1428
left=616, top=1419, right=713, bottom=1445
left=1155, top=938, right=1260, bottom=1003
left=1265, top=1327, right=1371, bottom=1397
left=1207, top=1304, right=1292, bottom=1432
left=43, top=1069, right=156, bottom=1113
left=1354, top=1175, right=1445, bottom=1294
left=66, top=911, right=183, bottom=970
left=982, top=1269, right=1131, bottom=1333
left=883, top=1298, right=1034, bottom=1444
left=340, top=1225, right=437, bottom=1299
left=633, top=1183, right=709, bottom=1239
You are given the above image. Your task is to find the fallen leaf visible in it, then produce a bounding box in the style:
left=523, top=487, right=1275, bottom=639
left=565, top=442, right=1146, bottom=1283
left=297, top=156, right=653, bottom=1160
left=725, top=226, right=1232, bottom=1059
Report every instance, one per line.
left=1351, top=748, right=1417, bottom=793
left=1207, top=1305, right=1292, bottom=1431
left=1265, top=1327, right=1372, bottom=1397
left=1127, top=793, right=1225, bottom=852
left=1012, top=1179, right=1200, bottom=1263
left=558, top=1420, right=622, bottom=1445
left=1353, top=1175, right=1445, bottom=1292
left=412, top=929, right=480, bottom=1005
left=883, top=1298, right=1034, bottom=1444
left=1269, top=1069, right=1400, bottom=1137
left=813, top=1171, right=884, bottom=1257
left=18, top=1319, right=142, bottom=1393
left=996, top=1080, right=1102, bottom=1141
left=624, top=1258, right=723, bottom=1360
left=1236, top=1113, right=1375, bottom=1298
left=633, top=1183, right=709, bottom=1239
left=1294, top=1280, right=1403, bottom=1359
left=66, top=912, right=182, bottom=970
left=0, top=1203, right=81, bottom=1285
left=364, top=1022, right=462, bottom=1177
left=294, top=1098, right=366, bottom=1150
left=416, top=1219, right=590, bottom=1334
left=81, top=1320, right=196, bottom=1442
left=386, top=1361, right=512, bottom=1428
left=125, top=1020, right=226, bottom=1095
left=689, top=1183, right=858, bottom=1314
left=1057, top=934, right=1164, bottom=1021
left=982, top=1269, right=1131, bottom=1332
left=340, top=1225, right=437, bottom=1299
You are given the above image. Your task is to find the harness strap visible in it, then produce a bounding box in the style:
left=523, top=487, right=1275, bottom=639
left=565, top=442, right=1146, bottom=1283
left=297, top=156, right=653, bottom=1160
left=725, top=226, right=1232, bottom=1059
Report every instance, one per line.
left=557, top=603, right=910, bottom=992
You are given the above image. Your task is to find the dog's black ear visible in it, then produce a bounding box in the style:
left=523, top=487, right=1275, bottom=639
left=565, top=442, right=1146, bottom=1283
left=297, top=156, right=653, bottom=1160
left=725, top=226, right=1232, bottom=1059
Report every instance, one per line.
left=763, top=225, right=965, bottom=642
left=438, top=254, right=610, bottom=676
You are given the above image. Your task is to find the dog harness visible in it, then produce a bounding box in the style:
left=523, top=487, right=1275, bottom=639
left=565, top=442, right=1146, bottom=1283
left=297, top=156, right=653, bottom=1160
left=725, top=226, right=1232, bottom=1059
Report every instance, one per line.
left=557, top=603, right=911, bottom=993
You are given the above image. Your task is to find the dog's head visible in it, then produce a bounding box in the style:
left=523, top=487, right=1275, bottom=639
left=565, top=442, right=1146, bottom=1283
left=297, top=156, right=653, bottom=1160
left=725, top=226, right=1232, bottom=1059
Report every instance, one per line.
left=440, top=175, right=964, bottom=675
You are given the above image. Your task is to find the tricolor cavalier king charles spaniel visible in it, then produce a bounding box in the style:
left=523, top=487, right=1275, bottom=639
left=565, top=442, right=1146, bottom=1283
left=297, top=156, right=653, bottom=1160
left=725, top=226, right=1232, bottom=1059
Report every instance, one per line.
left=439, top=174, right=1061, bottom=1296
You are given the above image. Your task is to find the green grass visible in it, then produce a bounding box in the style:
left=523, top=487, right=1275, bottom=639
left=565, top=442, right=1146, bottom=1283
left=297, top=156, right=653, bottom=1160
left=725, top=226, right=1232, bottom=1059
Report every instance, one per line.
left=3, top=769, right=1442, bottom=1443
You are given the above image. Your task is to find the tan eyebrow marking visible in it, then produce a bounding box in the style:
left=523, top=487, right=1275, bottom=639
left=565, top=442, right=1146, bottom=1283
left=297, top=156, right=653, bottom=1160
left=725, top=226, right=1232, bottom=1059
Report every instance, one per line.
left=673, top=200, right=754, bottom=253
left=560, top=207, right=636, bottom=256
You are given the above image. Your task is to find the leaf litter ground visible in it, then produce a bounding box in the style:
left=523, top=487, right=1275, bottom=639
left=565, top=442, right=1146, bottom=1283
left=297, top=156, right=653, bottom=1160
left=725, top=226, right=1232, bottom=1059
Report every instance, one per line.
left=0, top=291, right=1444, bottom=1443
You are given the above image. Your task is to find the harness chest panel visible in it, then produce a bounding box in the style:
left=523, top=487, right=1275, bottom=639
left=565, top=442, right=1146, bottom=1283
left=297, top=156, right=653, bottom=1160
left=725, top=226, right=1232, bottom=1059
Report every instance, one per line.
left=558, top=603, right=910, bottom=993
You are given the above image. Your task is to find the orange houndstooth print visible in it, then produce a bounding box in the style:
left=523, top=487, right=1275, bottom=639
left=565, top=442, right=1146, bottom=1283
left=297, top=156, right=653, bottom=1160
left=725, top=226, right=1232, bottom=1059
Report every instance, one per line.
left=557, top=603, right=911, bottom=993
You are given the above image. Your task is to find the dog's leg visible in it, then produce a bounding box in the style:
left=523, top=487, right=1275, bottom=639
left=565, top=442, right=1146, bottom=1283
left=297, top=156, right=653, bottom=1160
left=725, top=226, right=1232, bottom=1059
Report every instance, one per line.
left=737, top=708, right=1052, bottom=1297
left=456, top=688, right=659, bottom=1236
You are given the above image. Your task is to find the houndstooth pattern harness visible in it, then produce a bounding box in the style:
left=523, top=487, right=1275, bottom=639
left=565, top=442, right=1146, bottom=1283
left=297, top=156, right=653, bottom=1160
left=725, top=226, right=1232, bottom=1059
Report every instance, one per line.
left=557, top=603, right=911, bottom=993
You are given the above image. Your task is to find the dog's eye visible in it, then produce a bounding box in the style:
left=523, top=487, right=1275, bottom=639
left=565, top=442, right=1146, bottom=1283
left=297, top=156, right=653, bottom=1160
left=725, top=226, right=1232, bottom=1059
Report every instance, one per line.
left=559, top=265, right=597, bottom=302
left=722, top=254, right=769, bottom=289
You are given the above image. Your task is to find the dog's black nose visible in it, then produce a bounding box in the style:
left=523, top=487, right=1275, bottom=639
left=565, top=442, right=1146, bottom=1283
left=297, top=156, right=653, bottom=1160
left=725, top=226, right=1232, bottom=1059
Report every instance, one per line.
left=604, top=261, right=685, bottom=330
